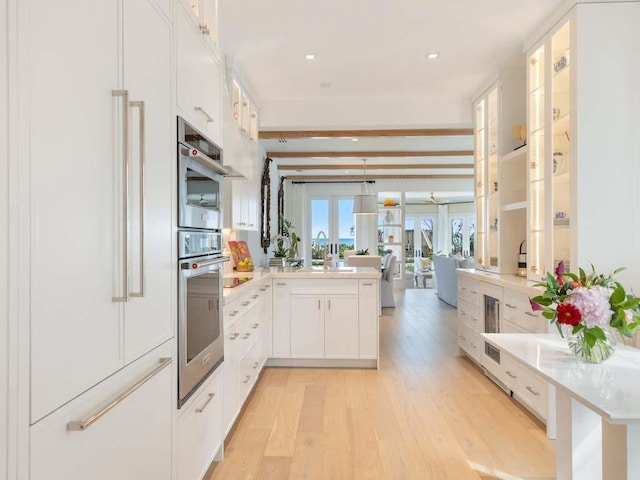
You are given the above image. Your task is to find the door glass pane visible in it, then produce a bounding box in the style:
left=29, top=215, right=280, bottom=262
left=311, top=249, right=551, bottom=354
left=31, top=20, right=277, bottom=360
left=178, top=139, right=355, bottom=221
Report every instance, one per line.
left=311, top=199, right=329, bottom=264
left=186, top=271, right=220, bottom=363
left=337, top=198, right=354, bottom=258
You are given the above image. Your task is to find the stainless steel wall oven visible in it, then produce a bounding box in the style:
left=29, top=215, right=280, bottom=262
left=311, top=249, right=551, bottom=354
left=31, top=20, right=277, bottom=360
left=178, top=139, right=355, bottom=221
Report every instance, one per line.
left=177, top=116, right=228, bottom=407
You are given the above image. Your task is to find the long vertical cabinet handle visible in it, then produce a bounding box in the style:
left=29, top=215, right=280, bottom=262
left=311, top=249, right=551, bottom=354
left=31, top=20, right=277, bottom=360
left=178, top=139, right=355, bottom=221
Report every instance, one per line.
left=112, top=90, right=129, bottom=303
left=129, top=100, right=146, bottom=298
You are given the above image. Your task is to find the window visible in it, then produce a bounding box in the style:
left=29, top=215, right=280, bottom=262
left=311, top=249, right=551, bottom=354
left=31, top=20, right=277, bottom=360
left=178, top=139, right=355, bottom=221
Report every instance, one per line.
left=310, top=196, right=355, bottom=264
left=450, top=215, right=475, bottom=257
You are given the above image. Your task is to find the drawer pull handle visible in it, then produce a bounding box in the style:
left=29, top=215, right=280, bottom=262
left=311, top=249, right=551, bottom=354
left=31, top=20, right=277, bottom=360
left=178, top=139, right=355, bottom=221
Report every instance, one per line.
left=277, top=283, right=286, bottom=286
left=253, top=362, right=259, bottom=369
left=461, top=286, right=467, bottom=290
left=459, top=310, right=467, bottom=315
left=264, top=285, right=271, bottom=289
left=260, top=287, right=267, bottom=291
left=242, top=333, right=251, bottom=339
left=470, top=290, right=477, bottom=294
left=505, top=370, right=517, bottom=379
left=363, top=282, right=373, bottom=286
left=67, top=357, right=172, bottom=431
left=524, top=312, right=537, bottom=317
left=471, top=317, right=478, bottom=322
left=251, top=323, right=259, bottom=329
left=242, top=375, right=251, bottom=384
left=195, top=106, right=214, bottom=123
left=526, top=386, right=540, bottom=396
left=505, top=303, right=516, bottom=309
left=196, top=393, right=216, bottom=413
left=251, top=295, right=259, bottom=299
left=228, top=332, right=240, bottom=340
left=229, top=310, right=239, bottom=317
left=241, top=301, right=250, bottom=307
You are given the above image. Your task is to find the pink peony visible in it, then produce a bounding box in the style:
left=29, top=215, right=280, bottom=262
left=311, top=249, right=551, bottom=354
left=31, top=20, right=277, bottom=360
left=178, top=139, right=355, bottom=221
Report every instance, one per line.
left=565, top=286, right=613, bottom=329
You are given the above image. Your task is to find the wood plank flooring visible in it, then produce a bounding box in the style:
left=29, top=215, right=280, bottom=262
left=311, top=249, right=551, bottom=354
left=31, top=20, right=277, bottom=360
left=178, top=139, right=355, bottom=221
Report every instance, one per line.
left=209, top=288, right=555, bottom=479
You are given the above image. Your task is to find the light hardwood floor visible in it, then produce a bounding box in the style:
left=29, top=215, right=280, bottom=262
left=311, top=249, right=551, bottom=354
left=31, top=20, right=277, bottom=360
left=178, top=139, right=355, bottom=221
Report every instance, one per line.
left=210, top=288, right=555, bottom=479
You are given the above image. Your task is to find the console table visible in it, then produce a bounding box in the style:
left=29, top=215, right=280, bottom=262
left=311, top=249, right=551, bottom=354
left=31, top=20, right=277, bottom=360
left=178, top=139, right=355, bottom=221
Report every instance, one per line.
left=413, top=268, right=434, bottom=288
left=483, top=333, right=640, bottom=480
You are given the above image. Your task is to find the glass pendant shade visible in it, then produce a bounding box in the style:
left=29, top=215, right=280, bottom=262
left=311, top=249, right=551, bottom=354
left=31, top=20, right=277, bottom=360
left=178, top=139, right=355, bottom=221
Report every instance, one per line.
left=352, top=181, right=377, bottom=214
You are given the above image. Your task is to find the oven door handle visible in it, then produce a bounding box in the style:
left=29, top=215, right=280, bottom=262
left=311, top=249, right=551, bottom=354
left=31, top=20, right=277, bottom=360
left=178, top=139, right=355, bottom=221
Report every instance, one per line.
left=180, top=145, right=230, bottom=176
left=181, top=256, right=230, bottom=270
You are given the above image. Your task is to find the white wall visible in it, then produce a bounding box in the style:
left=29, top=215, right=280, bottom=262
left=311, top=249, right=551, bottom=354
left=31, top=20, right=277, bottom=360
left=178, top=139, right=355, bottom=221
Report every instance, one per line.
left=1, top=0, right=9, bottom=475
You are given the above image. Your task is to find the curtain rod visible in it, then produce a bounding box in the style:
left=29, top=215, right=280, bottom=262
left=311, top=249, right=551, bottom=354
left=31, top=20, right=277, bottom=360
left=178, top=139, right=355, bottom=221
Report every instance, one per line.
left=290, top=180, right=376, bottom=185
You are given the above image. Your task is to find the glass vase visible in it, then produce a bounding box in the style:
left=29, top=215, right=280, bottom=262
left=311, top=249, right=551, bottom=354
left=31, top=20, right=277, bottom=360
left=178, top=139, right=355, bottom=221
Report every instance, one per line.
left=567, top=328, right=616, bottom=364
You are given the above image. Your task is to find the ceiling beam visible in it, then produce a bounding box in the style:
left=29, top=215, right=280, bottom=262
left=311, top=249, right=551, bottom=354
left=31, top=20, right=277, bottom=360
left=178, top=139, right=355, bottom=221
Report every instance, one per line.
left=283, top=174, right=474, bottom=181
left=278, top=163, right=472, bottom=171
left=259, top=128, right=473, bottom=139
left=267, top=150, right=473, bottom=158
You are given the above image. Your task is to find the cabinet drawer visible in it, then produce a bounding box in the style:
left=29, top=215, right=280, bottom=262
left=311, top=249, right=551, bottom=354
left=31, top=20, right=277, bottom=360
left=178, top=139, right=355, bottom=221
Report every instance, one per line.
left=503, top=289, right=541, bottom=332
left=224, top=288, right=263, bottom=327
left=515, top=366, right=548, bottom=420
left=290, top=278, right=358, bottom=295
left=31, top=342, right=173, bottom=480
left=458, top=325, right=482, bottom=364
left=457, top=298, right=481, bottom=332
left=501, top=353, right=521, bottom=391
left=177, top=366, right=223, bottom=480
left=458, top=277, right=480, bottom=306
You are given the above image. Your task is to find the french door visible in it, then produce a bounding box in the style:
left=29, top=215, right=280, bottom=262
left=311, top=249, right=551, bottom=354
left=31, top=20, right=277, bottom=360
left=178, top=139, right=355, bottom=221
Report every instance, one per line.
left=310, top=196, right=355, bottom=265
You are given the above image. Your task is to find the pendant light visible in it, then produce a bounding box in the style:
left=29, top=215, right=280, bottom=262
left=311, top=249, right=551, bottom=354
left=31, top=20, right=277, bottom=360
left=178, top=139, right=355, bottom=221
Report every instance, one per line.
left=352, top=159, right=377, bottom=214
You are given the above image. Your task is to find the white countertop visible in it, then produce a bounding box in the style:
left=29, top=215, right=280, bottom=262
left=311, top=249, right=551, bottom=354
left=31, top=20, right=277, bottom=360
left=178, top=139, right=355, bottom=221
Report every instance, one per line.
left=223, top=266, right=380, bottom=302
left=483, top=333, right=640, bottom=424
left=458, top=268, right=542, bottom=295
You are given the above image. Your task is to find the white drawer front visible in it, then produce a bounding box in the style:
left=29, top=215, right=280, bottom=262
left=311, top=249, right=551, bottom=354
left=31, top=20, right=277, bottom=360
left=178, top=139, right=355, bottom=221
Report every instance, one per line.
left=178, top=366, right=223, bottom=480
left=31, top=342, right=173, bottom=480
left=503, top=288, right=541, bottom=332
left=458, top=277, right=480, bottom=306
left=516, top=368, right=548, bottom=420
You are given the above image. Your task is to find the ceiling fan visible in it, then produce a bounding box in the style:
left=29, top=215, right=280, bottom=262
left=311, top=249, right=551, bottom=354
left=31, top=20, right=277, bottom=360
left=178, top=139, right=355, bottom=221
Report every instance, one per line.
left=426, top=192, right=446, bottom=204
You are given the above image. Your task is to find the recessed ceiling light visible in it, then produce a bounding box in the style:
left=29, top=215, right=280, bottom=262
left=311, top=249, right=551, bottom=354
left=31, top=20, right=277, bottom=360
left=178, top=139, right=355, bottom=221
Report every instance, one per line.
left=427, top=52, right=439, bottom=60
left=351, top=138, right=359, bottom=142
left=305, top=53, right=316, bottom=60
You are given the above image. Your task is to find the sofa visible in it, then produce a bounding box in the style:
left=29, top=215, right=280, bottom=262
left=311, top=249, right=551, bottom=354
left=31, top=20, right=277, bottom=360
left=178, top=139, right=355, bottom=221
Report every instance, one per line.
left=432, top=255, right=475, bottom=307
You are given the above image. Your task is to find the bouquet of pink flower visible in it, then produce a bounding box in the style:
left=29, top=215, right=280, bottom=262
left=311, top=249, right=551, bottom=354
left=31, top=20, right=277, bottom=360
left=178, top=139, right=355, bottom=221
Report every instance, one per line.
left=530, top=262, right=640, bottom=351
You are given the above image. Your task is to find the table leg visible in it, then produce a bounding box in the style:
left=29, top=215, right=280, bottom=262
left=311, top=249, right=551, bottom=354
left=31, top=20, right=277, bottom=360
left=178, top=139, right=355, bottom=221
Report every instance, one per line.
left=556, top=389, right=602, bottom=480
left=602, top=422, right=640, bottom=480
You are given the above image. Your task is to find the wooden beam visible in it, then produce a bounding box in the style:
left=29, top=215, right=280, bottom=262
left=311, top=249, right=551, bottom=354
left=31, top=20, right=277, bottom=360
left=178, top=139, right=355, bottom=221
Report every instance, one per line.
left=277, top=163, right=472, bottom=171
left=259, top=128, right=473, bottom=139
left=284, top=174, right=474, bottom=181
left=266, top=150, right=473, bottom=158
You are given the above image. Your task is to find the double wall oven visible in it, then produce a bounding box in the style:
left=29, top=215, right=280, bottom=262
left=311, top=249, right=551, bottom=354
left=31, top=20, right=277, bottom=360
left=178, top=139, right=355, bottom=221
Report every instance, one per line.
left=177, top=116, right=229, bottom=407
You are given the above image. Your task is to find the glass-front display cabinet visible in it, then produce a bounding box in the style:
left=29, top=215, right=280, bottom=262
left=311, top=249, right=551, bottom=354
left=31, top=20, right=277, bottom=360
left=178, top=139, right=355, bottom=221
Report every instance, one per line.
left=527, top=18, right=572, bottom=281
left=473, top=74, right=525, bottom=273
left=377, top=192, right=403, bottom=279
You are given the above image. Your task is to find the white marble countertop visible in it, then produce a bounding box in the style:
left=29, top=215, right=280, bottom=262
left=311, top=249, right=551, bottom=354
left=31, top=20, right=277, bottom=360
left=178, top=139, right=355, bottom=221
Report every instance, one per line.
left=223, top=266, right=380, bottom=302
left=483, top=333, right=640, bottom=424
left=458, top=268, right=543, bottom=295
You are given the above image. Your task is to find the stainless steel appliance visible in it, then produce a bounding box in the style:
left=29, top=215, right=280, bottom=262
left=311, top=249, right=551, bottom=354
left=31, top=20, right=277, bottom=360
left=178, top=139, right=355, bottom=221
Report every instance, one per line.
left=177, top=116, right=229, bottom=407
left=177, top=116, right=227, bottom=230
left=178, top=252, right=227, bottom=407
left=484, top=294, right=501, bottom=363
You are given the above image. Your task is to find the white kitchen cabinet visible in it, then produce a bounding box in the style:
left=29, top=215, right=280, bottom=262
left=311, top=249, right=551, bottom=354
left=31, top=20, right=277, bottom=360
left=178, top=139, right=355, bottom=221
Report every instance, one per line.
left=229, top=177, right=260, bottom=231
left=473, top=73, right=526, bottom=273
left=222, top=283, right=270, bottom=436
left=176, top=2, right=222, bottom=147
left=177, top=365, right=223, bottom=480
left=358, top=279, right=379, bottom=359
left=30, top=343, right=172, bottom=480
left=27, top=0, right=173, bottom=422
left=272, top=280, right=291, bottom=358
left=179, top=0, right=219, bottom=52
left=324, top=295, right=359, bottom=359
left=290, top=295, right=325, bottom=358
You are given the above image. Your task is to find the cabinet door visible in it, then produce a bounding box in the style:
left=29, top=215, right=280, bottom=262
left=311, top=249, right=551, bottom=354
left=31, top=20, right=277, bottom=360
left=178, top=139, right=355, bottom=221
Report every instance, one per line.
left=178, top=366, right=223, bottom=480
left=290, top=295, right=324, bottom=358
left=260, top=281, right=273, bottom=358
left=272, top=280, right=291, bottom=357
left=176, top=4, right=221, bottom=144
left=122, top=0, right=173, bottom=365
left=28, top=0, right=121, bottom=422
left=325, top=295, right=359, bottom=358
left=358, top=280, right=378, bottom=359
left=30, top=348, right=172, bottom=480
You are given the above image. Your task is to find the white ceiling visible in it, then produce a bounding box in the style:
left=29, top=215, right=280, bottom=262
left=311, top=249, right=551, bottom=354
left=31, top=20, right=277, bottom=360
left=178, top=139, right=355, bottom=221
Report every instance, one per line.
left=219, top=0, right=563, bottom=192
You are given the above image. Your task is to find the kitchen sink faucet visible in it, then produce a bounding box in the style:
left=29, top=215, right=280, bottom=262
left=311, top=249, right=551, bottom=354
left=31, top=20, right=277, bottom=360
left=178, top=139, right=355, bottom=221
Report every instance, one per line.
left=316, top=231, right=330, bottom=270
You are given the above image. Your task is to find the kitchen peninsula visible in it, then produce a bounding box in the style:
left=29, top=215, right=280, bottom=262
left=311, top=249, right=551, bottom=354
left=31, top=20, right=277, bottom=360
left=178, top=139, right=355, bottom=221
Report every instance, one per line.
left=221, top=266, right=380, bottom=436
